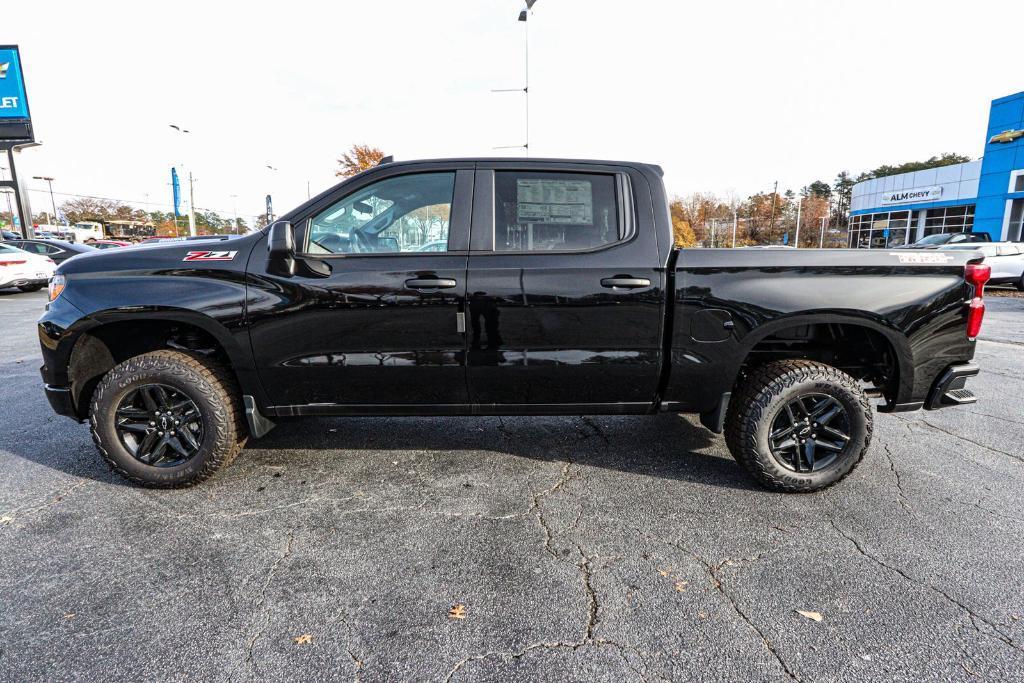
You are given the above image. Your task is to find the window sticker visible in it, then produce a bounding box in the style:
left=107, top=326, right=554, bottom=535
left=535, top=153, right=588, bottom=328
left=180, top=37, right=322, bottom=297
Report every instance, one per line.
left=516, top=179, right=593, bottom=225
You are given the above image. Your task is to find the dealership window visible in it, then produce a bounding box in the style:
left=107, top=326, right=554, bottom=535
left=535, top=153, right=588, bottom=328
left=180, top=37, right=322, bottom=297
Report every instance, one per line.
left=923, top=205, right=975, bottom=236
left=847, top=210, right=911, bottom=248
left=493, top=171, right=621, bottom=252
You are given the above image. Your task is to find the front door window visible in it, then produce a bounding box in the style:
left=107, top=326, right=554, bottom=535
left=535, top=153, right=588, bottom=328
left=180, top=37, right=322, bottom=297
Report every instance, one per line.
left=305, top=172, right=455, bottom=255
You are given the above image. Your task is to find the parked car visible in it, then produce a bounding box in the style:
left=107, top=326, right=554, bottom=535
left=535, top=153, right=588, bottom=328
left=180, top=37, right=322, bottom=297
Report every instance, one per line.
left=86, top=239, right=133, bottom=250
left=139, top=234, right=242, bottom=245
left=941, top=241, right=1024, bottom=290
left=1, top=238, right=97, bottom=264
left=896, top=232, right=993, bottom=249
left=0, top=242, right=56, bottom=292
left=2, top=229, right=22, bottom=240
left=39, top=157, right=988, bottom=492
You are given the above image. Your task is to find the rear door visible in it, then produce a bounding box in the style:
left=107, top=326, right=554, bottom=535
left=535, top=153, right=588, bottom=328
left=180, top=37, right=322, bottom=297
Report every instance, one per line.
left=464, top=162, right=664, bottom=410
left=247, top=164, right=474, bottom=410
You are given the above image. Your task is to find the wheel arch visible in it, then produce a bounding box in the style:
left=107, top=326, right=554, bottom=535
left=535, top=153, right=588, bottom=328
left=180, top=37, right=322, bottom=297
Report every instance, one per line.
left=66, top=307, right=256, bottom=419
left=734, top=313, right=911, bottom=407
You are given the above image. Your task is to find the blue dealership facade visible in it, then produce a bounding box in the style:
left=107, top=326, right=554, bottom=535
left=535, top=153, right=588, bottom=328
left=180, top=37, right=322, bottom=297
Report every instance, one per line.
left=849, top=90, right=1024, bottom=248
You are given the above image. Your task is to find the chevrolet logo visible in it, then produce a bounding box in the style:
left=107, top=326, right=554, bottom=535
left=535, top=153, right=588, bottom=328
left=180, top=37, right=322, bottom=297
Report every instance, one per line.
left=0, top=63, right=8, bottom=79
left=990, top=129, right=1024, bottom=144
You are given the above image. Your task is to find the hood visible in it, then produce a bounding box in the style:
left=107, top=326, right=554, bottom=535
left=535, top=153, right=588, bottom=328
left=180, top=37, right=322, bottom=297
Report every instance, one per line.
left=56, top=233, right=262, bottom=276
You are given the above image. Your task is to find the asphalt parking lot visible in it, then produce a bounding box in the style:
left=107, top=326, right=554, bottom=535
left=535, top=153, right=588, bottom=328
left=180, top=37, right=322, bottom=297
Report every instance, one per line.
left=1, top=288, right=1022, bottom=682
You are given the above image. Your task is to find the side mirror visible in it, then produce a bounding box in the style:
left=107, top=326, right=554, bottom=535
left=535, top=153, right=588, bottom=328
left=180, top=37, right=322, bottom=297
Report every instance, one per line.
left=267, top=221, right=295, bottom=276
left=268, top=221, right=294, bottom=258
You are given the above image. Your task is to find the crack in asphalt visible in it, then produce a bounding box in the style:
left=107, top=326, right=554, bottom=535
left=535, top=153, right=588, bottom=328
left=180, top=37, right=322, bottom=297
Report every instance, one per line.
left=244, top=526, right=297, bottom=671
left=894, top=416, right=1024, bottom=465
left=828, top=518, right=1024, bottom=656
left=678, top=542, right=800, bottom=682
left=881, top=444, right=911, bottom=511
left=966, top=410, right=1024, bottom=426
left=334, top=612, right=365, bottom=682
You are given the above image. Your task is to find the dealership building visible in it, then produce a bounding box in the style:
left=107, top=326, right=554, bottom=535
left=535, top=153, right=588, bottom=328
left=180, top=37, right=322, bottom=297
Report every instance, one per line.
left=849, top=90, right=1024, bottom=248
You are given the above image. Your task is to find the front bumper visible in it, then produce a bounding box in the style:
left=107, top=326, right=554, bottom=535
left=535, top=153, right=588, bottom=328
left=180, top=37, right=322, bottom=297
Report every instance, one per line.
left=925, top=362, right=979, bottom=410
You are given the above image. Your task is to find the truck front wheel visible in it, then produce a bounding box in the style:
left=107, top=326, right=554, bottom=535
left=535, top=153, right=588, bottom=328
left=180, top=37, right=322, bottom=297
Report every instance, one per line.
left=89, top=350, right=247, bottom=488
left=724, top=360, right=872, bottom=493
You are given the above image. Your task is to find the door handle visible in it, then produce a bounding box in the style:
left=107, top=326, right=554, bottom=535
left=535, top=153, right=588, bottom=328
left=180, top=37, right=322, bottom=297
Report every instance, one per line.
left=405, top=278, right=457, bottom=290
left=601, top=277, right=651, bottom=289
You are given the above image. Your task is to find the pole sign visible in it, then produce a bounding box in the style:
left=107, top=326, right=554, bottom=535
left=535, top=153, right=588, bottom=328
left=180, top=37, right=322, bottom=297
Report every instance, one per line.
left=0, top=45, right=33, bottom=141
left=171, top=168, right=182, bottom=217
left=266, top=194, right=273, bottom=222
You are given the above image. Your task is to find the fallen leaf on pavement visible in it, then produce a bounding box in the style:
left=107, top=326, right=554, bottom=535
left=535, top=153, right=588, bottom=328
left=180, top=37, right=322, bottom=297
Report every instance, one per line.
left=0, top=516, right=13, bottom=524
left=64, top=613, right=75, bottom=620
left=796, top=610, right=823, bottom=622
left=674, top=580, right=688, bottom=593
left=293, top=634, right=313, bottom=645
left=448, top=604, right=467, bottom=620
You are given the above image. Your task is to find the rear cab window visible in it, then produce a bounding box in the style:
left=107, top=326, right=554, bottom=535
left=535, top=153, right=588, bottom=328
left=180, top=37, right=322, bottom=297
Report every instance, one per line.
left=493, top=171, right=623, bottom=252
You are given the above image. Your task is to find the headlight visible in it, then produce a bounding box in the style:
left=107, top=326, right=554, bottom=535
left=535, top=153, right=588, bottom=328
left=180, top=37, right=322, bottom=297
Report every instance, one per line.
left=48, top=274, right=66, bottom=302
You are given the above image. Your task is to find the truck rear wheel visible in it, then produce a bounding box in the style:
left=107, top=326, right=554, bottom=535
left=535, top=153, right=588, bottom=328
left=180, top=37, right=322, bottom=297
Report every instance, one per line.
left=89, top=350, right=247, bottom=488
left=724, top=360, right=872, bottom=493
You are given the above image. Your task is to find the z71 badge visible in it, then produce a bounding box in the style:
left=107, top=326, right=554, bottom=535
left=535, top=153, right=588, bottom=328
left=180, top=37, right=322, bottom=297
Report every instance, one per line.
left=183, top=250, right=238, bottom=262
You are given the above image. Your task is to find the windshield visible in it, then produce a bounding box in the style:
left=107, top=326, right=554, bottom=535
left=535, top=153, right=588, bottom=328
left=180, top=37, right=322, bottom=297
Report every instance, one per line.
left=914, top=234, right=952, bottom=245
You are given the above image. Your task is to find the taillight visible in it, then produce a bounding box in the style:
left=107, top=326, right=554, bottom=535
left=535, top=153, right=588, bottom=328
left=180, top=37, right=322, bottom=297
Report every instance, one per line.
left=0, top=259, right=27, bottom=266
left=45, top=258, right=56, bottom=265
left=965, top=263, right=990, bottom=340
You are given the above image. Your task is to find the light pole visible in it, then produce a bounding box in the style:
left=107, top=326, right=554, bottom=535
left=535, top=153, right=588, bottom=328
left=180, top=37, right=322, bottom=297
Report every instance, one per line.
left=265, top=165, right=278, bottom=224
left=494, top=1, right=538, bottom=154
left=169, top=124, right=197, bottom=236
left=32, top=175, right=58, bottom=225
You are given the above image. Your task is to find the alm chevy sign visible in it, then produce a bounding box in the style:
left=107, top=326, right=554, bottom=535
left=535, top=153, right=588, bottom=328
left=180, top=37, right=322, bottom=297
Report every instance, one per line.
left=879, top=186, right=943, bottom=206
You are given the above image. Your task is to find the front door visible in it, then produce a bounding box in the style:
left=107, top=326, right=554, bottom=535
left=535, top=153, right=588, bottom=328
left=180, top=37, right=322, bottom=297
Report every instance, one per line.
left=247, top=166, right=473, bottom=410
left=464, top=164, right=665, bottom=410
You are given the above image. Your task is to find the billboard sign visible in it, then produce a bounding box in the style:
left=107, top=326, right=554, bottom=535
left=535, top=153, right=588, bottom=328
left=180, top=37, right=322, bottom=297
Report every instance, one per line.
left=0, top=47, right=30, bottom=119
left=0, top=45, right=33, bottom=141
left=879, top=186, right=943, bottom=206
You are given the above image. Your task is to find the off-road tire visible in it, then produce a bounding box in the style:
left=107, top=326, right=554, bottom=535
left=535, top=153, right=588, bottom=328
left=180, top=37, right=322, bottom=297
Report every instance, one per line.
left=89, top=350, right=247, bottom=487
left=17, top=284, right=44, bottom=292
left=724, top=360, right=872, bottom=493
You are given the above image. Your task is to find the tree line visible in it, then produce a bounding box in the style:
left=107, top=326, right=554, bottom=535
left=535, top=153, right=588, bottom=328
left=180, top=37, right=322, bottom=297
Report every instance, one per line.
left=670, top=153, right=972, bottom=248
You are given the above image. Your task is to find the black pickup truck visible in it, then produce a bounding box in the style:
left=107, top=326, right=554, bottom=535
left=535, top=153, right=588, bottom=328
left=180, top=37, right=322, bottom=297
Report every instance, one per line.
left=38, top=158, right=990, bottom=492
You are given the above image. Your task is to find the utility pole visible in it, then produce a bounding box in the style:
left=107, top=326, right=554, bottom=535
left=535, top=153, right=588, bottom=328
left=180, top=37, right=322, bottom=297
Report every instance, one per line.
left=230, top=194, right=239, bottom=233
left=188, top=171, right=196, bottom=236
left=819, top=215, right=828, bottom=248
left=732, top=207, right=738, bottom=248
left=767, top=180, right=778, bottom=237
left=794, top=194, right=802, bottom=248
left=0, top=166, right=13, bottom=225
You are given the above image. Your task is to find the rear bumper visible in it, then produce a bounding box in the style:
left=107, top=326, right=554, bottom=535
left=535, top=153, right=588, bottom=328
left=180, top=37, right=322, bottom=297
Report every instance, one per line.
left=2, top=276, right=48, bottom=288
left=925, top=362, right=980, bottom=410
left=42, top=377, right=80, bottom=420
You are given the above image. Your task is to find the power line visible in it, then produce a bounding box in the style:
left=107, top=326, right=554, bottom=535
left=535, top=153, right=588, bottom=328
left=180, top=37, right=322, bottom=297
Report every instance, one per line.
left=22, top=186, right=240, bottom=217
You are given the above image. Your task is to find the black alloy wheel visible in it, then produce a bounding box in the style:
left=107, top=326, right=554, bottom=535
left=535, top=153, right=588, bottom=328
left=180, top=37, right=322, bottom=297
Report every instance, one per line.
left=767, top=393, right=851, bottom=473
left=114, top=384, right=204, bottom=467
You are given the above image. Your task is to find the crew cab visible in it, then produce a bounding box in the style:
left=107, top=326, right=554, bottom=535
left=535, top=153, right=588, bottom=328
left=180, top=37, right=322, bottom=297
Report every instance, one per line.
left=38, top=158, right=989, bottom=492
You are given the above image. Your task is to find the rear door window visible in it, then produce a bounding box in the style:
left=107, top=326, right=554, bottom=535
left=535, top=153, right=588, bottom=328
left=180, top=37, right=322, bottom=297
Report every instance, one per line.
left=493, top=171, right=622, bottom=252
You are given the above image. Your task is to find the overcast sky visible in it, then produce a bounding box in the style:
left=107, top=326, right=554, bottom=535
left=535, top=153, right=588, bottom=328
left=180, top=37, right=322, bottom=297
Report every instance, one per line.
left=4, top=0, right=1021, bottom=224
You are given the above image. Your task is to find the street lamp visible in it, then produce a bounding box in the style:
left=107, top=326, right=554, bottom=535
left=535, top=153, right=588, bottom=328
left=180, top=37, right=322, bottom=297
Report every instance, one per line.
left=169, top=124, right=197, bottom=236
left=32, top=176, right=58, bottom=226
left=494, top=1, right=539, bottom=154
